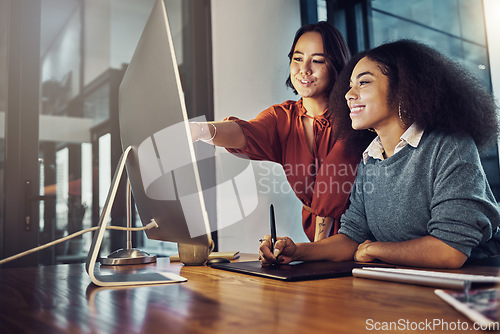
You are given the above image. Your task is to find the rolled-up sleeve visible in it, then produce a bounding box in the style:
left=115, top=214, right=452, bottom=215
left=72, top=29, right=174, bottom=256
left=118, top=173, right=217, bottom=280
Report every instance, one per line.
left=428, top=147, right=500, bottom=256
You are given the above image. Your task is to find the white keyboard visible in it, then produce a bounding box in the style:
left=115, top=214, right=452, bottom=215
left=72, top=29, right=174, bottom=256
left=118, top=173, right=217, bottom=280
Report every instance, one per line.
left=352, top=267, right=500, bottom=290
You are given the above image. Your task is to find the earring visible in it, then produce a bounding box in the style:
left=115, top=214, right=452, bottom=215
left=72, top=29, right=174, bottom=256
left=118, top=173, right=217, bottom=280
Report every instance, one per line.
left=398, top=102, right=407, bottom=126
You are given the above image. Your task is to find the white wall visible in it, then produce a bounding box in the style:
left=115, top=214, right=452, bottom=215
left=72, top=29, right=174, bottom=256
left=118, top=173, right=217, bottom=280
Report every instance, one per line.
left=483, top=0, right=500, bottom=165
left=211, top=0, right=308, bottom=253
left=42, top=7, right=81, bottom=100
left=109, top=0, right=183, bottom=72
left=84, top=0, right=111, bottom=86
left=85, top=0, right=178, bottom=85
left=484, top=0, right=500, bottom=96
left=110, top=0, right=156, bottom=70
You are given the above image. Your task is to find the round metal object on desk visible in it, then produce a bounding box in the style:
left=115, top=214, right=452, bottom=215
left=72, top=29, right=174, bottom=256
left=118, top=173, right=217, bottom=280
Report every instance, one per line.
left=100, top=248, right=157, bottom=266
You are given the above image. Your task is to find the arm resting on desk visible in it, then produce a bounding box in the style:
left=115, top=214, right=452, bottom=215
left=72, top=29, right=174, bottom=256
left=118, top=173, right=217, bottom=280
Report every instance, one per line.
left=265, top=234, right=467, bottom=268
left=259, top=233, right=357, bottom=265
left=354, top=235, right=468, bottom=269
left=293, top=233, right=359, bottom=262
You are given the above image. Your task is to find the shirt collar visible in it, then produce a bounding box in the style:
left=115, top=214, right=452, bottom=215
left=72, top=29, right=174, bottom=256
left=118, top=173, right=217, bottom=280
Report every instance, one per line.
left=297, top=99, right=330, bottom=129
left=362, top=123, right=424, bottom=164
left=400, top=123, right=424, bottom=148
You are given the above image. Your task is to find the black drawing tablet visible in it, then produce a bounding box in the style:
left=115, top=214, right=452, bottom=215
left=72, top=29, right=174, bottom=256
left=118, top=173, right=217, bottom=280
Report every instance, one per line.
left=210, top=260, right=390, bottom=281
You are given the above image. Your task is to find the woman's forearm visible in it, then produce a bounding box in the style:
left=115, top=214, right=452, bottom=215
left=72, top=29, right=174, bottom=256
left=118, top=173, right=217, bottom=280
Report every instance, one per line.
left=314, top=216, right=333, bottom=241
left=294, top=233, right=359, bottom=262
left=355, top=235, right=468, bottom=268
left=191, top=121, right=246, bottom=148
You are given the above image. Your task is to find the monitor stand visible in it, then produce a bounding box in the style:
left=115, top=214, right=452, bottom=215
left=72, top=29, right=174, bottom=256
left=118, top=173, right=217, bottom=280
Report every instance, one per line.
left=85, top=146, right=186, bottom=287
left=101, top=179, right=157, bottom=266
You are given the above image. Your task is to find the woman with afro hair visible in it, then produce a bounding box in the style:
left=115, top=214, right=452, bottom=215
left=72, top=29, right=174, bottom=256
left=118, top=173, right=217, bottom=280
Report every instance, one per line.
left=259, top=40, right=500, bottom=269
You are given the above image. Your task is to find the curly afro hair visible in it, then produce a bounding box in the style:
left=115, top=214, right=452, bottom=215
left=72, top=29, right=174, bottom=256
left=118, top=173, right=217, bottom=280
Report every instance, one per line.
left=330, top=39, right=499, bottom=150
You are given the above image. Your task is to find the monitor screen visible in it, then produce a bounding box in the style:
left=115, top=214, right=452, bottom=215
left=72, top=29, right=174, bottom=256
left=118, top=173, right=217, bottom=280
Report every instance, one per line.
left=118, top=0, right=212, bottom=247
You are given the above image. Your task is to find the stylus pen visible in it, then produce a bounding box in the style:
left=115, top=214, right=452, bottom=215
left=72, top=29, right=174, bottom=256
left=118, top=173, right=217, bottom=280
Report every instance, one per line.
left=270, top=204, right=278, bottom=263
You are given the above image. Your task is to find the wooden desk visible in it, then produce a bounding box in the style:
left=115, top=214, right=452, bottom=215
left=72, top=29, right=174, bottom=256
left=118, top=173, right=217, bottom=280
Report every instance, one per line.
left=0, top=254, right=498, bottom=334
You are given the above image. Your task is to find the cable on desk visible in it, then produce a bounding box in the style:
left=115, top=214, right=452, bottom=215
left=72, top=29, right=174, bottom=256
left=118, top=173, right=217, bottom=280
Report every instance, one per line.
left=0, top=221, right=159, bottom=265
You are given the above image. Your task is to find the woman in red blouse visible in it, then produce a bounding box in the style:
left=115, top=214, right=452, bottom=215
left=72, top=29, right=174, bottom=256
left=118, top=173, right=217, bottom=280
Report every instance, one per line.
left=191, top=22, right=373, bottom=242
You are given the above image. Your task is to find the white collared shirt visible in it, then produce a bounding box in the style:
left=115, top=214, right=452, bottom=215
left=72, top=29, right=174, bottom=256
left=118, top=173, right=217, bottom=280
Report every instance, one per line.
left=362, top=124, right=424, bottom=164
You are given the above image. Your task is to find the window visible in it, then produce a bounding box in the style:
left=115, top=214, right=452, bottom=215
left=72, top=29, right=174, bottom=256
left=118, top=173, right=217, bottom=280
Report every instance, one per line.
left=371, top=0, right=491, bottom=91
left=316, top=0, right=499, bottom=200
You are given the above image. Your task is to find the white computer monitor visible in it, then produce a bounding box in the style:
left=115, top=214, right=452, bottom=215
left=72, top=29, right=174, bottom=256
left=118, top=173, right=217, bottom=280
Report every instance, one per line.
left=85, top=0, right=212, bottom=287
left=118, top=0, right=212, bottom=247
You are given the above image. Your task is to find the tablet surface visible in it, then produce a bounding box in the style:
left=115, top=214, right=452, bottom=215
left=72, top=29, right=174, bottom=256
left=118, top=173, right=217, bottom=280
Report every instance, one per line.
left=210, top=260, right=389, bottom=281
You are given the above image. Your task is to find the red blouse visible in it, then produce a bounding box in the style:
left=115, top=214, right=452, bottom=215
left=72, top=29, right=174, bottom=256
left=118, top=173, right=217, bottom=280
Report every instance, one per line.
left=225, top=99, right=360, bottom=241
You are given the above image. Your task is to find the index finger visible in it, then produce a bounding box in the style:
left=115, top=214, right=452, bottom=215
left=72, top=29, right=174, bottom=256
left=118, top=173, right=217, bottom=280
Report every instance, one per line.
left=259, top=235, right=274, bottom=258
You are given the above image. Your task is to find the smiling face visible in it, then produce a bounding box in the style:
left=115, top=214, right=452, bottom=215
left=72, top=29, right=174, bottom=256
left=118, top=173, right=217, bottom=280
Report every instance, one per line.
left=289, top=31, right=331, bottom=102
left=345, top=57, right=399, bottom=131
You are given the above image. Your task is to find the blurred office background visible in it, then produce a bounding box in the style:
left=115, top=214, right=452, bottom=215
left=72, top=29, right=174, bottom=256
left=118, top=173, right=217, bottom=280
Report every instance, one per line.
left=0, top=0, right=498, bottom=267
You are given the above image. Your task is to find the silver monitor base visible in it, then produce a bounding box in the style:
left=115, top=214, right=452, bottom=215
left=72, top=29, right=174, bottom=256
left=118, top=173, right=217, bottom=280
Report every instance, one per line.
left=101, top=248, right=157, bottom=266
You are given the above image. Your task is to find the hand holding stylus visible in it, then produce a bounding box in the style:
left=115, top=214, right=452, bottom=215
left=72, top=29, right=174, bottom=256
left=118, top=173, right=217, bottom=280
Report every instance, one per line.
left=258, top=235, right=296, bottom=266
left=259, top=204, right=297, bottom=266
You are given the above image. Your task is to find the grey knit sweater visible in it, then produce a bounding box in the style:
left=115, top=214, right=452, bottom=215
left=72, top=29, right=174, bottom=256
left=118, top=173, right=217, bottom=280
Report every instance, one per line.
left=339, top=130, right=500, bottom=259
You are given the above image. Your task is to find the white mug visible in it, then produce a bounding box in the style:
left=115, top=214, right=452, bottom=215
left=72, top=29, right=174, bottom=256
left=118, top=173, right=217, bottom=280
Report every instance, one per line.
left=177, top=241, right=214, bottom=266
